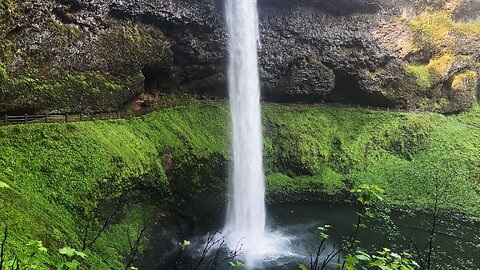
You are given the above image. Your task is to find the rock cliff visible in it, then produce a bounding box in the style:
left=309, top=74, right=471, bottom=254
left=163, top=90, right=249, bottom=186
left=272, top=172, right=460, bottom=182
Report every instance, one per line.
left=0, top=0, right=479, bottom=113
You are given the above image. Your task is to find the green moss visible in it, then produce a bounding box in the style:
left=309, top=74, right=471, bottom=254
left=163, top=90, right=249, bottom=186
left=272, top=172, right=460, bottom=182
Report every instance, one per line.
left=0, top=23, right=173, bottom=113
left=1, top=103, right=479, bottom=268
left=408, top=11, right=453, bottom=53
left=263, top=105, right=480, bottom=216
left=407, top=10, right=480, bottom=55
left=267, top=168, right=345, bottom=196
left=0, top=57, right=144, bottom=112
left=427, top=53, right=453, bottom=77
left=0, top=104, right=230, bottom=269
left=99, top=25, right=171, bottom=68
left=451, top=70, right=478, bottom=92
left=0, top=0, right=17, bottom=34
left=405, top=64, right=433, bottom=88
left=404, top=54, right=458, bottom=89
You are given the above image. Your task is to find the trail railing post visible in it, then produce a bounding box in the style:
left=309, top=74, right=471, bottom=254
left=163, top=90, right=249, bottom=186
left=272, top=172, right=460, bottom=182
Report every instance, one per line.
left=65, top=113, right=68, bottom=123
left=4, top=114, right=7, bottom=125
left=45, top=113, right=48, bottom=123
left=25, top=113, right=28, bottom=124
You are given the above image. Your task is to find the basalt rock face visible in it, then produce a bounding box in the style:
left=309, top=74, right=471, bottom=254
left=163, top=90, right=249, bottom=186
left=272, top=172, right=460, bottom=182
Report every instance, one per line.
left=0, top=0, right=479, bottom=113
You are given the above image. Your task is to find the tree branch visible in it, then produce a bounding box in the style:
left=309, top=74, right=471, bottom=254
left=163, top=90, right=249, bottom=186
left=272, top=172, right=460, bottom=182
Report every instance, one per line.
left=0, top=226, right=8, bottom=270
left=125, top=226, right=147, bottom=270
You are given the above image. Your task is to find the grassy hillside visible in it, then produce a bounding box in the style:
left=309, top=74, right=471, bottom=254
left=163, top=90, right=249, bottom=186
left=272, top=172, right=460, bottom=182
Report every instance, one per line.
left=264, top=105, right=480, bottom=215
left=0, top=104, right=231, bottom=269
left=0, top=103, right=479, bottom=268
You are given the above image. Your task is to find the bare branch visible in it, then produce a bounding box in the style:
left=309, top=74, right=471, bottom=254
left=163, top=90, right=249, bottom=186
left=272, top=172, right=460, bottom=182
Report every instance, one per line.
left=0, top=226, right=8, bottom=270
left=125, top=226, right=147, bottom=270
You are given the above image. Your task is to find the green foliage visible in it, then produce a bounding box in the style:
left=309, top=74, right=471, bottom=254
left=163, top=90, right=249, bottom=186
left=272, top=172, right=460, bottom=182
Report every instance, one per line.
left=345, top=248, right=419, bottom=270
left=0, top=104, right=230, bottom=269
left=2, top=242, right=86, bottom=270
left=229, top=261, right=245, bottom=268
left=456, top=104, right=480, bottom=127
left=263, top=105, right=480, bottom=217
left=350, top=184, right=384, bottom=206
left=405, top=65, right=432, bottom=88
left=408, top=11, right=453, bottom=53
left=4, top=240, right=49, bottom=270
left=178, top=240, right=191, bottom=251
left=266, top=170, right=345, bottom=197
left=56, top=247, right=86, bottom=270
left=318, top=224, right=331, bottom=240
left=0, top=181, right=9, bottom=189
left=382, top=119, right=432, bottom=160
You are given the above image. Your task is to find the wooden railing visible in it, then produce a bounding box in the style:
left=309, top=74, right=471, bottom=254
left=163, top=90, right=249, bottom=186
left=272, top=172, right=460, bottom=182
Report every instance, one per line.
left=0, top=101, right=424, bottom=127
left=1, top=111, right=144, bottom=126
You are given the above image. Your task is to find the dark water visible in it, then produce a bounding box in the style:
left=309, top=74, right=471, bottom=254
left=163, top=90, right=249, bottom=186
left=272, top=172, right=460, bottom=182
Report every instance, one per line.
left=187, top=203, right=480, bottom=269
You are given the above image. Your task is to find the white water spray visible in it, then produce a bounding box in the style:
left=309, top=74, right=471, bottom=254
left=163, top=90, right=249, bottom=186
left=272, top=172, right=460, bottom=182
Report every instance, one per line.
left=223, top=0, right=267, bottom=266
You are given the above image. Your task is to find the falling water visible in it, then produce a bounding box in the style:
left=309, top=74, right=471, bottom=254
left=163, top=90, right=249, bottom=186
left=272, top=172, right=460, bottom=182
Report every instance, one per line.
left=224, top=0, right=266, bottom=266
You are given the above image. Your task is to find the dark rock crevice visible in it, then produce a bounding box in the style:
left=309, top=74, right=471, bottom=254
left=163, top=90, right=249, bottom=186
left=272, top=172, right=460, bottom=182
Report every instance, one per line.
left=142, top=64, right=176, bottom=94
left=327, top=71, right=393, bottom=107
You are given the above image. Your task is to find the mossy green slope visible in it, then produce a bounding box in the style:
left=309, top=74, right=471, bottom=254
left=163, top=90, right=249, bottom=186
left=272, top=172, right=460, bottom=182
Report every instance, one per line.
left=0, top=104, right=230, bottom=269
left=263, top=105, right=480, bottom=215
left=0, top=103, right=479, bottom=268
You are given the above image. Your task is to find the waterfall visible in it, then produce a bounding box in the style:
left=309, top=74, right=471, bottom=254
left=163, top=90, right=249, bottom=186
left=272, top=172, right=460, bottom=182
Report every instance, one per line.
left=224, top=0, right=266, bottom=266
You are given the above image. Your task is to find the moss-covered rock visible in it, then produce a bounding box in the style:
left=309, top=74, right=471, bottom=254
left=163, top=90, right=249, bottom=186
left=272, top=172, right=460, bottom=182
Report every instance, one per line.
left=395, top=7, right=480, bottom=112
left=0, top=0, right=17, bottom=35
left=0, top=2, right=173, bottom=113
left=2, top=0, right=480, bottom=113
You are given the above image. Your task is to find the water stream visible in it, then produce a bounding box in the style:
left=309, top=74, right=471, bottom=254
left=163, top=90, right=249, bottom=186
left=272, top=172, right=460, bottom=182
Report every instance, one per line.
left=223, top=0, right=268, bottom=266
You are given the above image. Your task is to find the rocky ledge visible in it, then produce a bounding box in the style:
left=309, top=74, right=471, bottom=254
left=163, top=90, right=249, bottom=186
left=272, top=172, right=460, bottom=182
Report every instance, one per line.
left=0, top=0, right=479, bottom=113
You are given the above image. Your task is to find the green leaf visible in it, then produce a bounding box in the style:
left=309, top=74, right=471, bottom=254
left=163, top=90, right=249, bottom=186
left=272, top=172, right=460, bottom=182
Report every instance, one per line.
left=229, top=261, right=245, bottom=268
left=298, top=263, right=308, bottom=270
left=74, top=250, right=87, bottom=259
left=179, top=240, right=191, bottom=250
left=59, top=246, right=76, bottom=257
left=64, top=259, right=80, bottom=269
left=355, top=252, right=371, bottom=261
left=36, top=240, right=48, bottom=252
left=0, top=181, right=10, bottom=189
left=390, top=252, right=401, bottom=259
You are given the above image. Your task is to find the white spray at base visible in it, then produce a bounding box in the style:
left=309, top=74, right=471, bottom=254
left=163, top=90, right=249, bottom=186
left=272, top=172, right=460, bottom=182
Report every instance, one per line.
left=223, top=0, right=292, bottom=267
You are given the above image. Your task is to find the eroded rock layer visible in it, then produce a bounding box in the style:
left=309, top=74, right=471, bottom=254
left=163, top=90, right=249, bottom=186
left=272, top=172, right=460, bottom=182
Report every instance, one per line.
left=0, top=0, right=479, bottom=113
